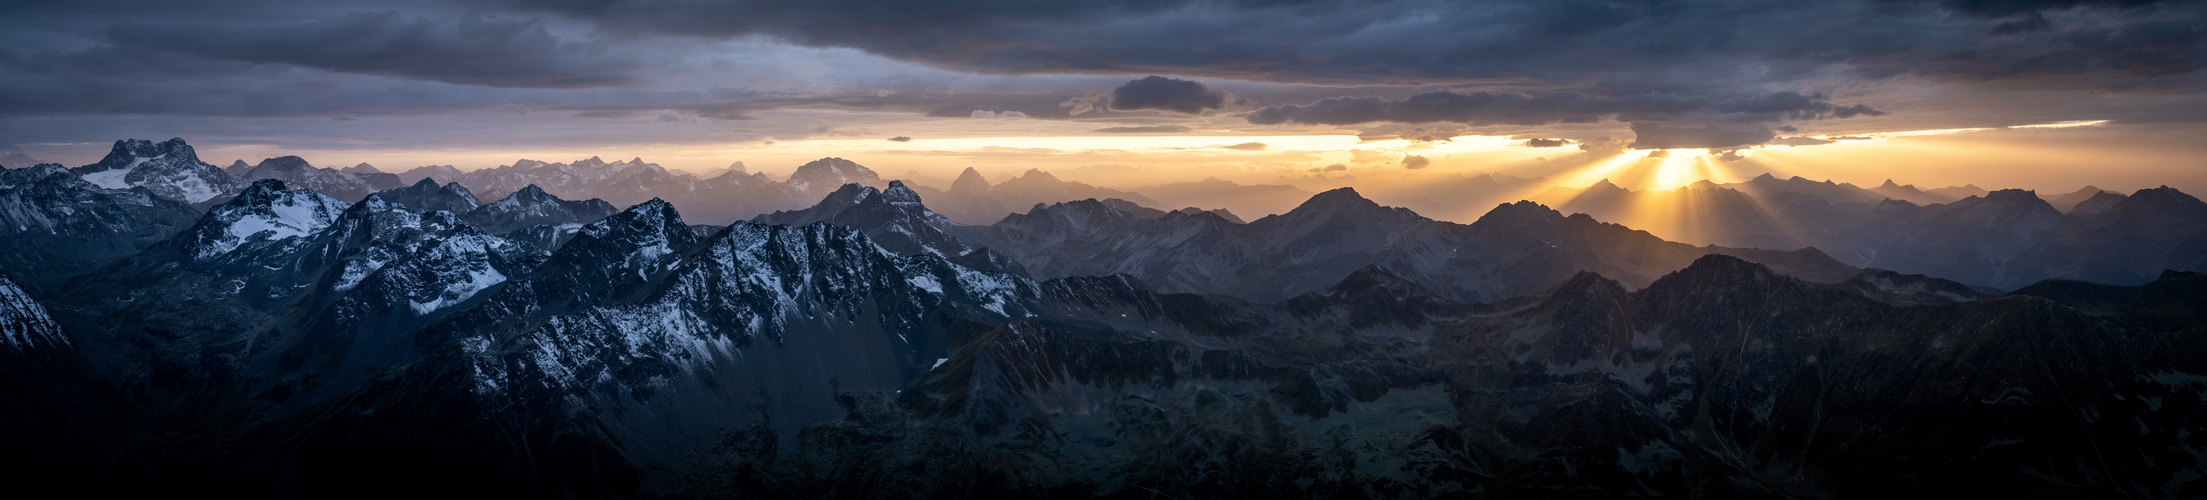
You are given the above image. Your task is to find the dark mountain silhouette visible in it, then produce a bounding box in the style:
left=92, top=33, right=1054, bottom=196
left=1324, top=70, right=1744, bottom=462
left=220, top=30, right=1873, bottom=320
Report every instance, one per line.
left=2043, top=185, right=2117, bottom=212
left=907, top=167, right=1170, bottom=224
left=951, top=187, right=1857, bottom=303
left=1133, top=176, right=1314, bottom=218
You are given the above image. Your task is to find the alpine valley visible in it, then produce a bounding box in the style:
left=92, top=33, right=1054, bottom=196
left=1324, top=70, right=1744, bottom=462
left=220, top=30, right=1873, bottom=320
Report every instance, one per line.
left=4, top=138, right=2207, bottom=499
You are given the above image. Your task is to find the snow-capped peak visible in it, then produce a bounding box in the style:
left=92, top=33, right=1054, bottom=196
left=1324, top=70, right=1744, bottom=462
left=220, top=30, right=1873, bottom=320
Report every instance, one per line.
left=190, top=179, right=347, bottom=260
left=70, top=138, right=237, bottom=204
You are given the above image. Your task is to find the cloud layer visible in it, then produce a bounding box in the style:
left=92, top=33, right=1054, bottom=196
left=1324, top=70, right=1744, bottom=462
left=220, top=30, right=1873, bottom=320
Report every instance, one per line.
left=1247, top=91, right=1883, bottom=127
left=0, top=0, right=2201, bottom=156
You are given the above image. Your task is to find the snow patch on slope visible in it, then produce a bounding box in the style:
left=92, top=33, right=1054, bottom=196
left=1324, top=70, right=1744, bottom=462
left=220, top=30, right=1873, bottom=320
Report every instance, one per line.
left=197, top=189, right=346, bottom=260
left=403, top=234, right=513, bottom=315
left=0, top=275, right=66, bottom=349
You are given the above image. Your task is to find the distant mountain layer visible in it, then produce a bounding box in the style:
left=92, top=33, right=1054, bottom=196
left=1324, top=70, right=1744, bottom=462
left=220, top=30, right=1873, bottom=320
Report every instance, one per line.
left=1535, top=176, right=2207, bottom=289
left=238, top=155, right=402, bottom=202
left=949, top=187, right=1858, bottom=303
left=907, top=167, right=1174, bottom=225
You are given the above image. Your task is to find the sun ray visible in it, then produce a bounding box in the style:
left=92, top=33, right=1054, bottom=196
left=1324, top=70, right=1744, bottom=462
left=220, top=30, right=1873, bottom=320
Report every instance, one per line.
left=1549, top=152, right=1637, bottom=190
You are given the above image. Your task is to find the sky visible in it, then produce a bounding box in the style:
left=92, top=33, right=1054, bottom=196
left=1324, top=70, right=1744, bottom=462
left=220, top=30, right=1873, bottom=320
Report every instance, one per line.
left=3, top=0, right=2204, bottom=196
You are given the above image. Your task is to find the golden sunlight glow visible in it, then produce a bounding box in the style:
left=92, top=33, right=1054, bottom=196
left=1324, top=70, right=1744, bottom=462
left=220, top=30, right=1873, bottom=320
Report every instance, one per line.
left=1550, top=152, right=1637, bottom=188
left=1651, top=151, right=1698, bottom=191
left=187, top=114, right=2199, bottom=224
left=2008, top=120, right=2110, bottom=129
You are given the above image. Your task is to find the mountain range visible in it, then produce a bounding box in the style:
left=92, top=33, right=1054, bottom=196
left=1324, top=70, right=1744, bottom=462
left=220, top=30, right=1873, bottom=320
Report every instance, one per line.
left=1534, top=174, right=2206, bottom=289
left=2, top=137, right=2205, bottom=497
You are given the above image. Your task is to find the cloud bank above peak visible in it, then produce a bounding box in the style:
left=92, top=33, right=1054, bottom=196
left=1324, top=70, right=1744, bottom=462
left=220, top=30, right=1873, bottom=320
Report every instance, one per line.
left=0, top=0, right=2202, bottom=160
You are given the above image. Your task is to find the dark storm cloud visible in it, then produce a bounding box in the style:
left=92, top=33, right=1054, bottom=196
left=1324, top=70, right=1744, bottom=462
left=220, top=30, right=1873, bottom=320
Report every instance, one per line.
left=1627, top=122, right=1777, bottom=149
left=482, top=0, right=2207, bottom=91
left=1109, top=76, right=1233, bottom=114
left=1093, top=125, right=1193, bottom=133
left=2, top=0, right=2206, bottom=151
left=1247, top=91, right=1880, bottom=126
left=1401, top=155, right=1429, bottom=169
left=106, top=12, right=640, bottom=88
left=1524, top=138, right=1567, bottom=147
left=1219, top=142, right=1266, bottom=150
left=887, top=136, right=912, bottom=142
left=1909, top=0, right=2184, bottom=19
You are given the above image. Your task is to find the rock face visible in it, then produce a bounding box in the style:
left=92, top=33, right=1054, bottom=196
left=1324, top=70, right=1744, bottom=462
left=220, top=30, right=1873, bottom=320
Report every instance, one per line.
left=369, top=177, right=482, bottom=214
left=68, top=138, right=239, bottom=204
left=0, top=167, right=201, bottom=293
left=753, top=181, right=971, bottom=257
left=238, top=155, right=403, bottom=202
left=459, top=184, right=618, bottom=235
left=0, top=273, right=66, bottom=352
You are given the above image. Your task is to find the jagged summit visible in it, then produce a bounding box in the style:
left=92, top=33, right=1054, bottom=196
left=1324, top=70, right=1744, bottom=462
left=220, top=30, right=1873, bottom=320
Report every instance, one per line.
left=229, top=178, right=295, bottom=204
left=1982, top=188, right=2042, bottom=204
left=188, top=179, right=348, bottom=260
left=2125, top=185, right=2206, bottom=210
left=370, top=177, right=482, bottom=214
left=463, top=183, right=618, bottom=234
left=252, top=155, right=314, bottom=172
left=951, top=167, right=991, bottom=192
left=1281, top=186, right=1384, bottom=216
left=1638, top=254, right=1796, bottom=301
left=1472, top=200, right=1565, bottom=225
left=1012, top=168, right=1059, bottom=183
left=0, top=163, right=69, bottom=189
left=609, top=198, right=683, bottom=227
left=503, top=184, right=554, bottom=203
left=83, top=138, right=198, bottom=172
left=788, top=157, right=880, bottom=187
left=754, top=181, right=965, bottom=256
left=238, top=155, right=402, bottom=202
left=69, top=138, right=237, bottom=203
left=882, top=180, right=925, bottom=204
left=2070, top=191, right=2129, bottom=215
